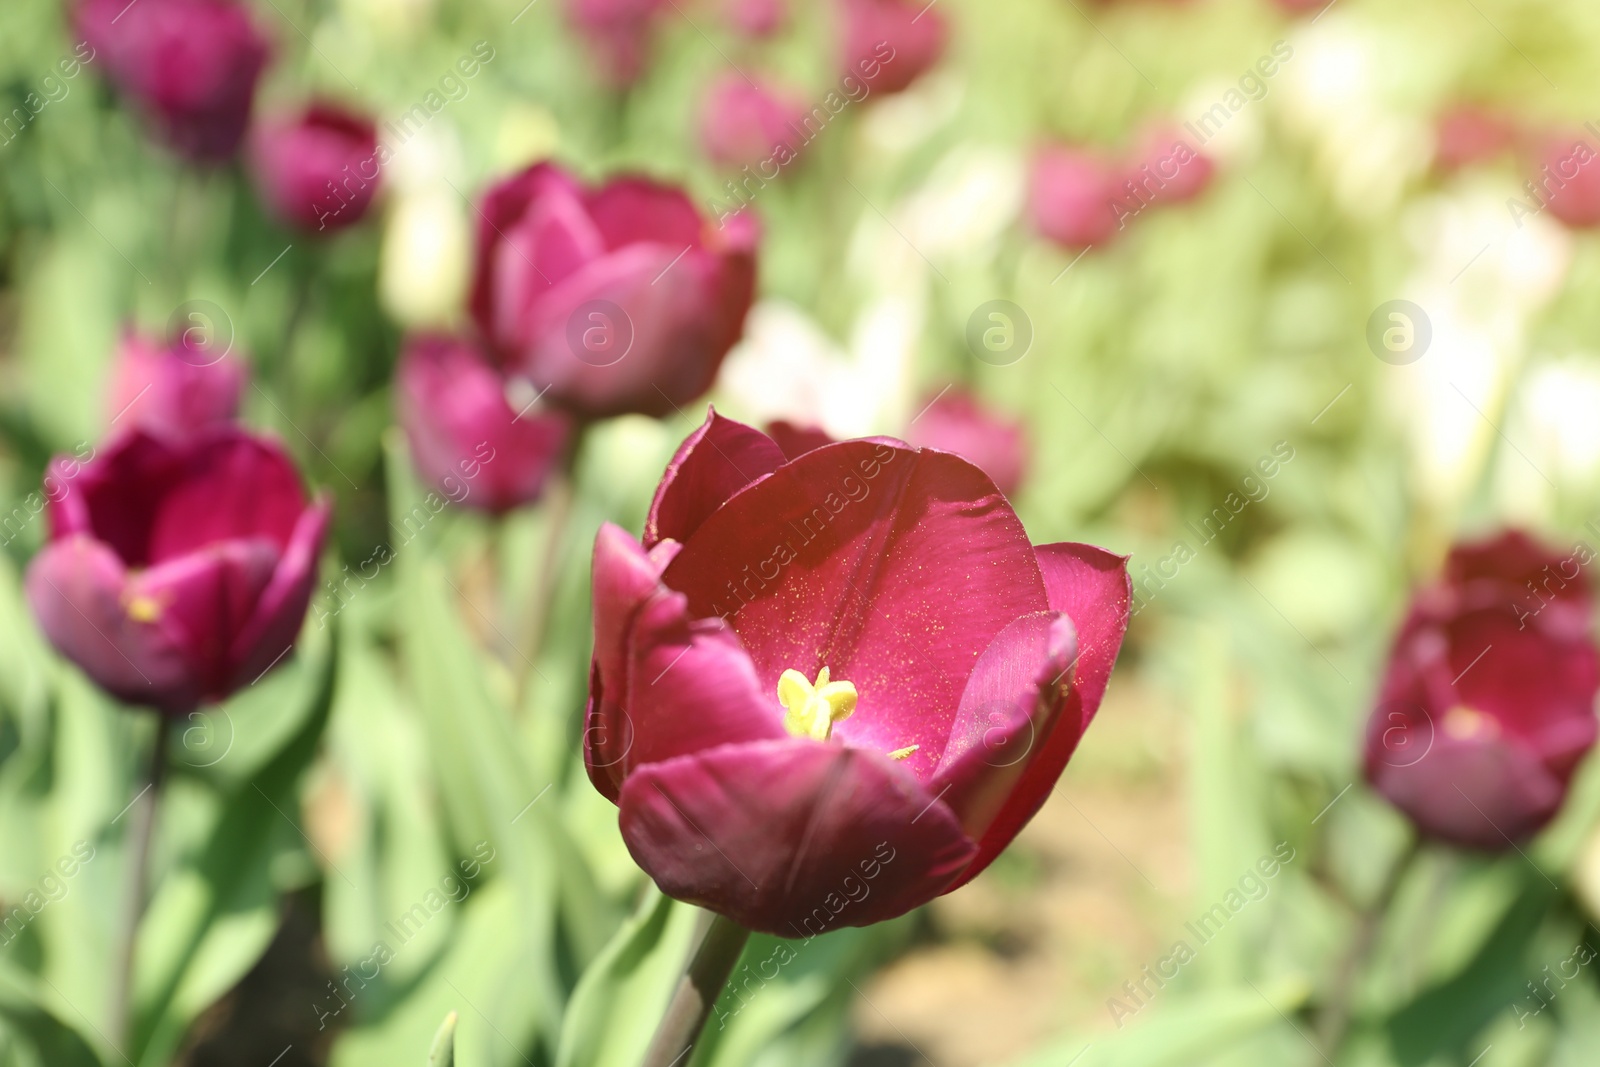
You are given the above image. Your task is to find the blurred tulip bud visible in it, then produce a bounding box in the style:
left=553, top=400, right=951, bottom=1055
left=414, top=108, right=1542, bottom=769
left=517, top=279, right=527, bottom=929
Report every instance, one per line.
left=252, top=103, right=383, bottom=233
left=838, top=0, right=948, bottom=96
left=905, top=389, right=1028, bottom=497
left=1535, top=135, right=1600, bottom=230
left=1027, top=145, right=1123, bottom=249
left=76, top=0, right=270, bottom=163
left=725, top=0, right=787, bottom=36
left=396, top=334, right=572, bottom=514
left=565, top=0, right=670, bottom=87
left=107, top=330, right=246, bottom=440
left=26, top=429, right=330, bottom=715
left=1364, top=531, right=1600, bottom=850
left=698, top=74, right=807, bottom=172
left=1433, top=105, right=1521, bottom=173
left=469, top=162, right=758, bottom=420
left=1122, top=127, right=1215, bottom=208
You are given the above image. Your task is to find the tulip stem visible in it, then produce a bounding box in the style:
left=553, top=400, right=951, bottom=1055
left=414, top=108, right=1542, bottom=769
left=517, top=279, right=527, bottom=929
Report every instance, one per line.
left=641, top=911, right=751, bottom=1067
left=109, top=713, right=173, bottom=1055
left=1316, top=835, right=1421, bottom=1053
left=513, top=431, right=583, bottom=710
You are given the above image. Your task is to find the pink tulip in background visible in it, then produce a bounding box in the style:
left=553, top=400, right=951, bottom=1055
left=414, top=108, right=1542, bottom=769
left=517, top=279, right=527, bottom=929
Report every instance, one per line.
left=251, top=102, right=382, bottom=232
left=106, top=331, right=247, bottom=441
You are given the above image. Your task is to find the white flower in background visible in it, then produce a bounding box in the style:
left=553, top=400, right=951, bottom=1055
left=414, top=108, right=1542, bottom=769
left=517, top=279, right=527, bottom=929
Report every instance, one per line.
left=379, top=188, right=469, bottom=328
left=338, top=0, right=437, bottom=41
left=859, top=69, right=963, bottom=158
left=716, top=299, right=918, bottom=436
left=1499, top=355, right=1600, bottom=521
left=898, top=145, right=1024, bottom=260
left=1275, top=14, right=1429, bottom=218
left=1385, top=186, right=1572, bottom=510
left=1177, top=77, right=1264, bottom=167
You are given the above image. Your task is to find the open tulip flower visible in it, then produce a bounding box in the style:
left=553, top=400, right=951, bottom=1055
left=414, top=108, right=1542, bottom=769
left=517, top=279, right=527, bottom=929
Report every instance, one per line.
left=585, top=411, right=1130, bottom=935
left=26, top=429, right=330, bottom=716
left=1364, top=530, right=1600, bottom=850
left=469, top=163, right=758, bottom=420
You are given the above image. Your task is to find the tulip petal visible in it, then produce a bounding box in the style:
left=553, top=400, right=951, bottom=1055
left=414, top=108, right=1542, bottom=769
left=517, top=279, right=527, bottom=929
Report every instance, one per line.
left=644, top=409, right=786, bottom=549
left=470, top=163, right=585, bottom=334
left=584, top=177, right=705, bottom=251
left=25, top=536, right=199, bottom=713
left=661, top=441, right=1049, bottom=774
left=617, top=737, right=977, bottom=935
left=1034, top=542, right=1132, bottom=719
left=147, top=433, right=308, bottom=561
left=1369, top=736, right=1564, bottom=850
left=62, top=432, right=187, bottom=565
left=931, top=611, right=1079, bottom=839
left=229, top=496, right=332, bottom=690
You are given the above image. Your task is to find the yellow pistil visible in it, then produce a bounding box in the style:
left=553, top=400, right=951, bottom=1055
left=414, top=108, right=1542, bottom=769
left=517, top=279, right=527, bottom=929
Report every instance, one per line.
left=1442, top=705, right=1498, bottom=742
left=778, top=666, right=857, bottom=741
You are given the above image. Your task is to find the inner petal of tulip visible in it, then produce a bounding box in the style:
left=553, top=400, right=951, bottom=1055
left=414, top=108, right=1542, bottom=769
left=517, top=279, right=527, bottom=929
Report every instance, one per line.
left=1442, top=705, right=1499, bottom=742
left=778, top=667, right=857, bottom=741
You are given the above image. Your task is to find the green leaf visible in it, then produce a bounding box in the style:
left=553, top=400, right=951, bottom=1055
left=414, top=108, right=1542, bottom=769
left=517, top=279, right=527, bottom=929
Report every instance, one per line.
left=554, top=890, right=703, bottom=1067
left=0, top=961, right=104, bottom=1067
left=428, top=1011, right=457, bottom=1067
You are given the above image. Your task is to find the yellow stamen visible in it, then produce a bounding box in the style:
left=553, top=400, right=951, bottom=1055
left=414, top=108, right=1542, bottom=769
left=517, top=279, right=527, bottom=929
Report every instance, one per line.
left=125, top=593, right=162, bottom=623
left=1442, top=705, right=1498, bottom=742
left=888, top=745, right=920, bottom=761
left=778, top=666, right=857, bottom=741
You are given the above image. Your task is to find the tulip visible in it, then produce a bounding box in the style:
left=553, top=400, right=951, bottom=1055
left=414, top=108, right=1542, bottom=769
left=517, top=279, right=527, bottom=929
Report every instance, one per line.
left=1122, top=127, right=1214, bottom=208
left=107, top=331, right=247, bottom=440
left=565, top=0, right=671, bottom=87
left=469, top=162, right=759, bottom=420
left=838, top=0, right=947, bottom=96
left=765, top=420, right=835, bottom=461
left=1364, top=531, right=1600, bottom=850
left=26, top=429, right=330, bottom=715
left=252, top=103, right=382, bottom=233
left=584, top=410, right=1130, bottom=934
left=1028, top=145, right=1123, bottom=250
left=904, top=389, right=1027, bottom=497
left=396, top=334, right=572, bottom=514
left=698, top=74, right=807, bottom=172
left=1433, top=105, right=1520, bottom=173
left=76, top=0, right=270, bottom=163
left=1537, top=136, right=1600, bottom=230
left=725, top=0, right=787, bottom=37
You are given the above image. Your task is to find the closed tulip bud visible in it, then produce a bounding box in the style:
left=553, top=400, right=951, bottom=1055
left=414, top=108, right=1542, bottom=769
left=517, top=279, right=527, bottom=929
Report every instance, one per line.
left=252, top=103, right=383, bottom=233
left=395, top=334, right=572, bottom=514
left=565, top=0, right=670, bottom=87
left=1537, top=136, right=1600, bottom=230
left=585, top=410, right=1130, bottom=934
left=904, top=389, right=1027, bottom=498
left=698, top=74, right=806, bottom=172
left=1028, top=145, right=1123, bottom=250
left=1365, top=531, right=1600, bottom=850
left=26, top=429, right=330, bottom=715
left=1124, top=127, right=1214, bottom=207
left=838, top=0, right=947, bottom=96
left=76, top=0, right=270, bottom=163
left=107, top=331, right=246, bottom=440
left=1433, top=105, right=1520, bottom=173
left=469, top=162, right=758, bottom=420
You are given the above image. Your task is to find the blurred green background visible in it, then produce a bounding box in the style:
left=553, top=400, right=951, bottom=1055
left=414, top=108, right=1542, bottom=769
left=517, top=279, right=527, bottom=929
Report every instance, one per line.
left=7, top=0, right=1600, bottom=1065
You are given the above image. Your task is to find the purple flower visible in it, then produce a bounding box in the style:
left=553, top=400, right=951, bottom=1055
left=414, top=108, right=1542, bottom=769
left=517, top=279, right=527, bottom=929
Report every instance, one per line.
left=838, top=0, right=947, bottom=96
left=469, top=162, right=759, bottom=420
left=565, top=0, right=671, bottom=87
left=107, top=330, right=247, bottom=441
left=698, top=74, right=807, bottom=172
left=584, top=410, right=1131, bottom=934
left=904, top=389, right=1027, bottom=497
left=396, top=334, right=572, bottom=514
left=26, top=429, right=330, bottom=715
left=77, top=0, right=270, bottom=162
left=1028, top=145, right=1123, bottom=250
left=251, top=102, right=382, bottom=232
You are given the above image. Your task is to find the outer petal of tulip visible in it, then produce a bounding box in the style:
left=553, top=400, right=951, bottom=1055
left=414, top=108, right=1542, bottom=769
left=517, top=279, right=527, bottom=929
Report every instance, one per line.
left=228, top=497, right=333, bottom=689
left=644, top=408, right=786, bottom=549
left=618, top=739, right=977, bottom=935
left=107, top=331, right=246, bottom=440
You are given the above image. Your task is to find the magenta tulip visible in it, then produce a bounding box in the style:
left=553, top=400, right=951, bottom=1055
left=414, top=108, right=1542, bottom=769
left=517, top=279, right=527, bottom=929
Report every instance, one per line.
left=1121, top=128, right=1214, bottom=208
left=1434, top=105, right=1520, bottom=173
left=396, top=334, right=572, bottom=514
left=1537, top=136, right=1600, bottom=230
left=107, top=331, right=247, bottom=440
left=1365, top=531, right=1600, bottom=850
left=565, top=0, right=671, bottom=87
left=765, top=420, right=835, bottom=461
left=904, top=390, right=1027, bottom=498
left=469, top=162, right=758, bottom=420
left=251, top=103, right=382, bottom=232
left=584, top=410, right=1130, bottom=934
left=724, top=0, right=787, bottom=37
left=838, top=0, right=947, bottom=96
left=698, top=74, right=807, bottom=172
left=26, top=429, right=330, bottom=715
left=1028, top=145, right=1123, bottom=250
left=76, top=0, right=270, bottom=162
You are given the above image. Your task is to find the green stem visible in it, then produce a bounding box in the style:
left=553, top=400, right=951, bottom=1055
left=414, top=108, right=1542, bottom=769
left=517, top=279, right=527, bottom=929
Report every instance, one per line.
left=512, top=429, right=585, bottom=710
left=640, top=912, right=752, bottom=1067
left=1317, top=836, right=1422, bottom=1053
left=109, top=714, right=173, bottom=1054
